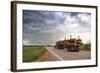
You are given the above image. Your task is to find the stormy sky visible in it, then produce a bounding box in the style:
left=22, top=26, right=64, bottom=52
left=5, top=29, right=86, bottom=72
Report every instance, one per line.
left=23, top=10, right=91, bottom=45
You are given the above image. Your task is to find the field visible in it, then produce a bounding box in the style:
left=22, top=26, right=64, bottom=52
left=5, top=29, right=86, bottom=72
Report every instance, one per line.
left=23, top=46, right=46, bottom=62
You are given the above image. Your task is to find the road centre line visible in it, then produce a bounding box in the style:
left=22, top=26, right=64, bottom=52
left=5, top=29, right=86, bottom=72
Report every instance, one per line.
left=46, top=47, right=63, bottom=61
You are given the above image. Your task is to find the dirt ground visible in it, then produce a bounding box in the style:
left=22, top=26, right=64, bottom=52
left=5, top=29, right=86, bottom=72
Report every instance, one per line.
left=36, top=50, right=59, bottom=62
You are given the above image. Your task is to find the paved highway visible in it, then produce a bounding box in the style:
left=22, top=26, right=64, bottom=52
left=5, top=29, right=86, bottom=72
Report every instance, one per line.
left=46, top=47, right=91, bottom=61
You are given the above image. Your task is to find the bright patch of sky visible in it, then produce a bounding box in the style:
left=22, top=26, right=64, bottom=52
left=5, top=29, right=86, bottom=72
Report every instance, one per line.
left=23, top=10, right=91, bottom=45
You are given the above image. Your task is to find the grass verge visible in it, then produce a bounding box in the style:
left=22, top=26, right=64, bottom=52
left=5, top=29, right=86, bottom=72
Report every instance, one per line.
left=80, top=43, right=91, bottom=50
left=23, top=46, right=46, bottom=62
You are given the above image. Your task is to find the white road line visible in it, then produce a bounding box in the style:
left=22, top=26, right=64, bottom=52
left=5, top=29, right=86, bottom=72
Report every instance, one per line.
left=46, top=47, right=63, bottom=61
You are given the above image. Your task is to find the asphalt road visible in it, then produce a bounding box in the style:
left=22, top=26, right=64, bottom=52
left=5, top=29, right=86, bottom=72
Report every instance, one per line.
left=46, top=47, right=91, bottom=61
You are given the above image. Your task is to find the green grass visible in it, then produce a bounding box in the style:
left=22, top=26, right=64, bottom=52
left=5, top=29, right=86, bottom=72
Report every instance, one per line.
left=23, top=46, right=46, bottom=62
left=80, top=43, right=91, bottom=50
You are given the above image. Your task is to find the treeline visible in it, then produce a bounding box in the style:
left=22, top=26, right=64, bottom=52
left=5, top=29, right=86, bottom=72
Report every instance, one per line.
left=23, top=45, right=55, bottom=47
left=23, top=45, right=45, bottom=47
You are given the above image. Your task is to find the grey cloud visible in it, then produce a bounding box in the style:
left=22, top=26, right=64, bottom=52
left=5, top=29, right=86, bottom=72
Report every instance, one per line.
left=23, top=10, right=91, bottom=45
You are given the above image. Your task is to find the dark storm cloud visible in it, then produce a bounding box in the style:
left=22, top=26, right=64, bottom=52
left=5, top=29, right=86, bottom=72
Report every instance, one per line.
left=23, top=10, right=91, bottom=45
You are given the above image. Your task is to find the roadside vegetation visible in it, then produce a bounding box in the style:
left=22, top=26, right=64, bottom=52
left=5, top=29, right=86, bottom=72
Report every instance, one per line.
left=80, top=43, right=91, bottom=50
left=23, top=46, right=46, bottom=62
